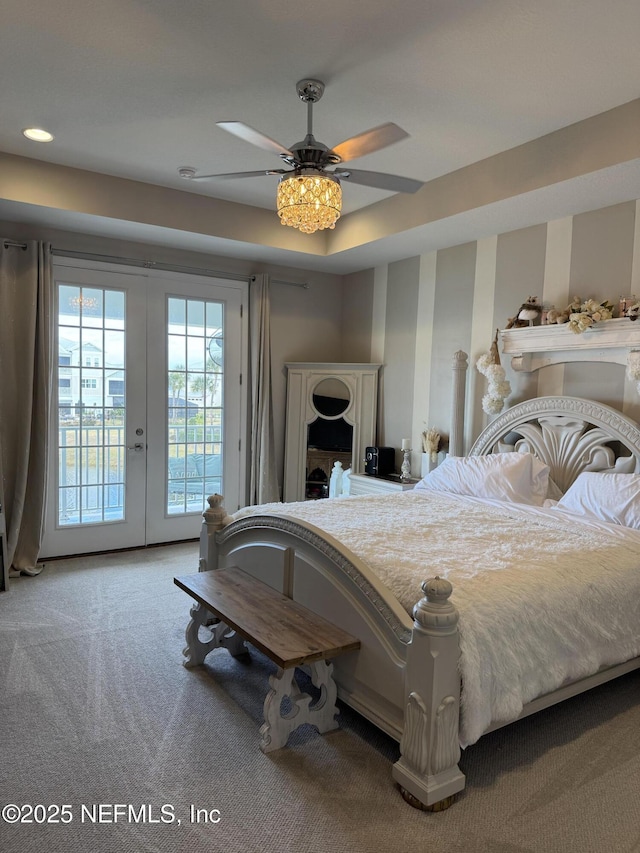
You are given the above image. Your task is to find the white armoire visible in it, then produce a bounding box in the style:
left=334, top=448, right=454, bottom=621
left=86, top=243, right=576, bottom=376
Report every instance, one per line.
left=283, top=363, right=382, bottom=502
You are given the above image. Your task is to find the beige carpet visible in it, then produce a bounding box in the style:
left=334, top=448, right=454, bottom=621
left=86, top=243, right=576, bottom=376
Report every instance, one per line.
left=1, top=542, right=640, bottom=853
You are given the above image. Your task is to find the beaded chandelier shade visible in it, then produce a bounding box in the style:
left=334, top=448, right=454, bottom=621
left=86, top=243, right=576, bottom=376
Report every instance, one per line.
left=276, top=171, right=342, bottom=234
left=69, top=294, right=98, bottom=310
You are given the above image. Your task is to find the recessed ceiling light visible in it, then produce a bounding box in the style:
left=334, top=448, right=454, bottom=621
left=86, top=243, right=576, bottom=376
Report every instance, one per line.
left=22, top=127, right=54, bottom=143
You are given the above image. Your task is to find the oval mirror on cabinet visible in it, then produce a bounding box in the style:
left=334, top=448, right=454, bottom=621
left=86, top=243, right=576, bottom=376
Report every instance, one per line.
left=312, top=378, right=350, bottom=417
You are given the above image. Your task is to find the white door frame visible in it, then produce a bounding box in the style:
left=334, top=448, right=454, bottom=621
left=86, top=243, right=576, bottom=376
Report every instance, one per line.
left=42, top=257, right=248, bottom=558
left=145, top=267, right=248, bottom=543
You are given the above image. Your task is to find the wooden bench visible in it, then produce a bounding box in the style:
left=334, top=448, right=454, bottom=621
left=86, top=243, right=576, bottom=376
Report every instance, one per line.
left=174, top=568, right=360, bottom=752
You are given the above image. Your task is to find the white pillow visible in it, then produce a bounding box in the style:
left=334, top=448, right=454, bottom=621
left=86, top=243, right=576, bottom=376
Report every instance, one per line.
left=553, top=472, right=640, bottom=528
left=415, top=452, right=551, bottom=506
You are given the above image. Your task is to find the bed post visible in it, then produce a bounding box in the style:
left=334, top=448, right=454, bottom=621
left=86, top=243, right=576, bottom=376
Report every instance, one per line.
left=392, top=577, right=465, bottom=810
left=449, top=350, right=468, bottom=458
left=199, top=494, right=233, bottom=572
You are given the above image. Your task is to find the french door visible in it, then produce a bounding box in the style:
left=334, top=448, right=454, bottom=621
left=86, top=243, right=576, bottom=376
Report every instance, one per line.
left=42, top=258, right=247, bottom=558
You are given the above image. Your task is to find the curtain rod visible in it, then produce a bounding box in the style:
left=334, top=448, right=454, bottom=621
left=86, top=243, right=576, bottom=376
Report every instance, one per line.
left=51, top=248, right=254, bottom=283
left=4, top=244, right=309, bottom=288
left=272, top=278, right=309, bottom=289
left=50, top=249, right=309, bottom=288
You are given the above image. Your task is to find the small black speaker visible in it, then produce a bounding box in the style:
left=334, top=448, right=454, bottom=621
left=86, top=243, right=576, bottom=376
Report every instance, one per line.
left=364, top=446, right=395, bottom=477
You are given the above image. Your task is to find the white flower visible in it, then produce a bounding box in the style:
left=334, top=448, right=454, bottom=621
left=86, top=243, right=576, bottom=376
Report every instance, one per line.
left=564, top=297, right=613, bottom=332
left=568, top=312, right=594, bottom=334
left=477, top=346, right=510, bottom=414
left=482, top=394, right=505, bottom=415
left=490, top=379, right=512, bottom=398
left=484, top=363, right=505, bottom=381
left=476, top=353, right=494, bottom=373
left=627, top=352, right=640, bottom=381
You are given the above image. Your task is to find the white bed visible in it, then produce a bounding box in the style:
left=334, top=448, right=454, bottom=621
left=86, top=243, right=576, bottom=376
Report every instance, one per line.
left=196, top=395, right=640, bottom=810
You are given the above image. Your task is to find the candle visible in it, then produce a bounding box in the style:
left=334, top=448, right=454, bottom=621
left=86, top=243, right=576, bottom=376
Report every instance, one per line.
left=401, top=438, right=411, bottom=451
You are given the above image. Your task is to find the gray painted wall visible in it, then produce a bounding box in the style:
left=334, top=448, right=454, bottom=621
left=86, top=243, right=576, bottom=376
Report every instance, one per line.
left=380, top=257, right=420, bottom=467
left=341, top=268, right=375, bottom=363
left=428, top=243, right=477, bottom=448
left=563, top=202, right=635, bottom=407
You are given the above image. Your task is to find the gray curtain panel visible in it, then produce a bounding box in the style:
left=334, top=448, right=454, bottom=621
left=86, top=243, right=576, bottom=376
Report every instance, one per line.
left=0, top=240, right=53, bottom=578
left=249, top=274, right=280, bottom=505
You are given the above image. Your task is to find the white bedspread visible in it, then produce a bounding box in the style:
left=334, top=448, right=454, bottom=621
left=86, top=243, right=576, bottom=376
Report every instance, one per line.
left=233, top=491, right=640, bottom=745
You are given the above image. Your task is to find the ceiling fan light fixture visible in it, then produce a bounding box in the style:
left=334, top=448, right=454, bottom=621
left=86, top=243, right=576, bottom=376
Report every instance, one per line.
left=276, top=171, right=342, bottom=234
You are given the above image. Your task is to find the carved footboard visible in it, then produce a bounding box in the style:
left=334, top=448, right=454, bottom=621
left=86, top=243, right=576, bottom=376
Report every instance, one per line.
left=198, top=494, right=467, bottom=810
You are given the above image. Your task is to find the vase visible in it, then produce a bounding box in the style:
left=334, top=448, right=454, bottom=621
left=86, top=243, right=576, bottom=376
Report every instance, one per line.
left=421, top=453, right=437, bottom=478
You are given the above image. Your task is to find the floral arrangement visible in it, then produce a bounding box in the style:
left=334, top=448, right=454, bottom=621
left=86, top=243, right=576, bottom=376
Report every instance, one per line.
left=421, top=427, right=441, bottom=461
left=546, top=296, right=614, bottom=334
left=476, top=331, right=511, bottom=415
left=627, top=352, right=640, bottom=393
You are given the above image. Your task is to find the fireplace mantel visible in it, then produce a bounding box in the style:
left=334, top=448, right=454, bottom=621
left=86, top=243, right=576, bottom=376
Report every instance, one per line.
left=500, top=318, right=640, bottom=372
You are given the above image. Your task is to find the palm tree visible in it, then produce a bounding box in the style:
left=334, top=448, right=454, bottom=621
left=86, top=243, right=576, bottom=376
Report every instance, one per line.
left=168, top=366, right=186, bottom=418
left=190, top=358, right=221, bottom=407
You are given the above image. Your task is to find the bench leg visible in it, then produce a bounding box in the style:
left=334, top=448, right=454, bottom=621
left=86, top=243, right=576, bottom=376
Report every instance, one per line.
left=259, top=660, right=339, bottom=753
left=183, top=602, right=248, bottom=667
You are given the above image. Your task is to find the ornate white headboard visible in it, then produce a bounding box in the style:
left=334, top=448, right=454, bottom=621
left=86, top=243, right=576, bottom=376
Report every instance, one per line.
left=469, top=396, right=640, bottom=492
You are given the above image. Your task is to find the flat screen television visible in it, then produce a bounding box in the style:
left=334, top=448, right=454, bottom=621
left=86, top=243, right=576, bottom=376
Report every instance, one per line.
left=307, top=395, right=353, bottom=452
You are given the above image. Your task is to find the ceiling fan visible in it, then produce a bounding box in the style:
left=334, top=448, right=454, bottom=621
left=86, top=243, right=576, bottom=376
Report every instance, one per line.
left=178, top=78, right=424, bottom=233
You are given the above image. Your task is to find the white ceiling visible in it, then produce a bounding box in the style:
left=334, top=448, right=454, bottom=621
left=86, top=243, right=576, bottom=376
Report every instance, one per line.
left=2, top=0, right=640, bottom=273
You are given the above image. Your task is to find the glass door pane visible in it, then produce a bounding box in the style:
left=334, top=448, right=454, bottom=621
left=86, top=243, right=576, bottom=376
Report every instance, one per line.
left=57, top=285, right=126, bottom=524
left=145, top=271, right=245, bottom=545
left=42, top=260, right=148, bottom=559
left=167, top=297, right=224, bottom=514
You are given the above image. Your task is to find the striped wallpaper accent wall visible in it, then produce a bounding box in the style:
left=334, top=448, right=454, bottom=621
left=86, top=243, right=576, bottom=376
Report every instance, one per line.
left=426, top=241, right=477, bottom=455
left=379, top=257, right=420, bottom=465
left=492, top=224, right=547, bottom=413
left=466, top=235, right=497, bottom=450
left=627, top=198, right=640, bottom=420
left=537, top=216, right=572, bottom=398
left=370, top=264, right=388, bottom=365
left=363, top=198, right=640, bottom=461
left=563, top=202, right=634, bottom=409
left=410, top=251, right=437, bottom=457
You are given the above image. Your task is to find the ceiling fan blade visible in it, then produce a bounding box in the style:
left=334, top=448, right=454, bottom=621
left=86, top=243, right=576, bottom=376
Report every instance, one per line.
left=217, top=121, right=294, bottom=158
left=330, top=123, right=410, bottom=163
left=186, top=169, right=286, bottom=181
left=334, top=168, right=423, bottom=194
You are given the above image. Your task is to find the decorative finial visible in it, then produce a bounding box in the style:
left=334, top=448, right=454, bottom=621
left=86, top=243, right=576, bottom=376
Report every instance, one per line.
left=203, top=494, right=233, bottom=527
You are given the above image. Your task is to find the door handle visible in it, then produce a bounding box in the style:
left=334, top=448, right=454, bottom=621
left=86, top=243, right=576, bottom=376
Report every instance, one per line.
left=127, top=443, right=145, bottom=452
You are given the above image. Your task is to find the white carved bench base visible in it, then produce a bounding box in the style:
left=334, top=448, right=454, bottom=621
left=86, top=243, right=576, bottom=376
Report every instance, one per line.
left=260, top=660, right=339, bottom=753
left=183, top=601, right=248, bottom=667
left=176, top=568, right=359, bottom=754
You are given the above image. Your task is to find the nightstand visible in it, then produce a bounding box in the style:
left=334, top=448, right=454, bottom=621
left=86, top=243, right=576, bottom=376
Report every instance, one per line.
left=348, top=473, right=419, bottom=496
